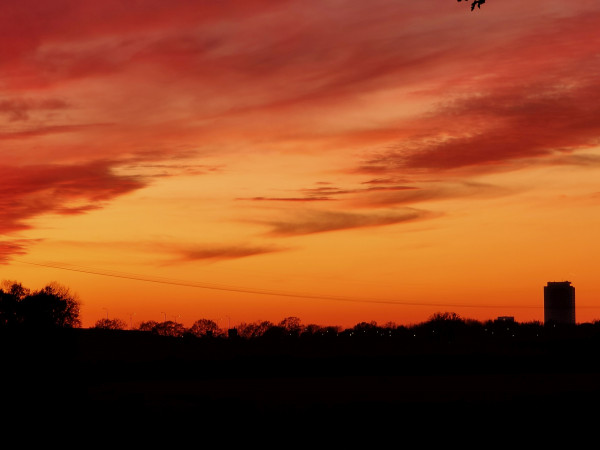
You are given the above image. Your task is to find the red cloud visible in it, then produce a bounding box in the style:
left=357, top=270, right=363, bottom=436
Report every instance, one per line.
left=2, top=0, right=599, bottom=261
left=0, top=123, right=113, bottom=141
left=360, top=79, right=600, bottom=174
left=0, top=98, right=68, bottom=122
left=0, top=0, right=295, bottom=89
left=352, top=8, right=600, bottom=175
left=0, top=160, right=145, bottom=236
left=0, top=240, right=30, bottom=263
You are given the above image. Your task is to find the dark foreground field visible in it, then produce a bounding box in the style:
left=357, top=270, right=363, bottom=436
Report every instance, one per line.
left=3, top=327, right=600, bottom=434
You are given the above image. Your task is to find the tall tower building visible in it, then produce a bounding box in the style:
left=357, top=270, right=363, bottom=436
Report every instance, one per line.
left=544, top=281, right=575, bottom=325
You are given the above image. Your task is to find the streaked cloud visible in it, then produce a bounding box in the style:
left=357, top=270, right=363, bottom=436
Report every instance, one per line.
left=354, top=9, right=600, bottom=175
left=0, top=123, right=114, bottom=140
left=174, top=244, right=283, bottom=262
left=0, top=98, right=69, bottom=122
left=240, top=196, right=334, bottom=203
left=0, top=240, right=30, bottom=263
left=263, top=208, right=435, bottom=236
left=0, top=161, right=145, bottom=235
left=237, top=184, right=418, bottom=203
left=350, top=181, right=513, bottom=208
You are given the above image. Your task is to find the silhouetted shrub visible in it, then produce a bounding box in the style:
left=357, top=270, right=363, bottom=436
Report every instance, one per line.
left=140, top=320, right=186, bottom=337
left=138, top=320, right=159, bottom=332
left=94, top=318, right=127, bottom=330
left=278, top=316, right=303, bottom=336
left=237, top=320, right=274, bottom=339
left=188, top=319, right=223, bottom=338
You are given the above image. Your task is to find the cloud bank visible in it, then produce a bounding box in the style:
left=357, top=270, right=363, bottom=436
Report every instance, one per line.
left=2, top=0, right=599, bottom=262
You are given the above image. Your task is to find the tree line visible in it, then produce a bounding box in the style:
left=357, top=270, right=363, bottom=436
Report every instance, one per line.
left=98, top=311, right=598, bottom=344
left=3, top=280, right=597, bottom=343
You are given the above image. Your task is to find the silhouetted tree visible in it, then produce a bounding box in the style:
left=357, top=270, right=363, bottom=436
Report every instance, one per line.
left=279, top=316, right=303, bottom=336
left=382, top=321, right=398, bottom=330
left=260, top=325, right=287, bottom=340
left=189, top=319, right=222, bottom=337
left=153, top=320, right=185, bottom=337
left=138, top=320, right=186, bottom=336
left=1, top=280, right=30, bottom=300
left=1, top=281, right=81, bottom=329
left=415, top=312, right=475, bottom=343
left=302, top=324, right=323, bottom=336
left=0, top=281, right=29, bottom=328
left=352, top=321, right=380, bottom=337
left=94, top=318, right=127, bottom=330
left=238, top=320, right=274, bottom=338
left=428, top=312, right=462, bottom=323
left=138, top=320, right=159, bottom=332
left=237, top=321, right=254, bottom=339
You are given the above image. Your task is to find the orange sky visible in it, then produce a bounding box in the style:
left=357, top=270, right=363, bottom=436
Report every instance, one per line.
left=2, top=0, right=600, bottom=328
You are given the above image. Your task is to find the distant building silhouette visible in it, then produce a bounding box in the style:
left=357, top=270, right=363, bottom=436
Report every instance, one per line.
left=544, top=281, right=575, bottom=325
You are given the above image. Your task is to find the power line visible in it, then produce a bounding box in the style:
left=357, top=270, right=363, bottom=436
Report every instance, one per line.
left=13, top=258, right=542, bottom=309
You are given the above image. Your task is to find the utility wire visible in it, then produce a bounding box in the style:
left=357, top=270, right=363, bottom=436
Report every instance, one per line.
left=14, top=258, right=544, bottom=309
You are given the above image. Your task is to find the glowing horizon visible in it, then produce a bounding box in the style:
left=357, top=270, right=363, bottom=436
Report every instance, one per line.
left=2, top=0, right=600, bottom=328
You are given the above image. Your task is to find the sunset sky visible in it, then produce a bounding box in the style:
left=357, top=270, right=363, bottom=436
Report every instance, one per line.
left=2, top=0, right=600, bottom=328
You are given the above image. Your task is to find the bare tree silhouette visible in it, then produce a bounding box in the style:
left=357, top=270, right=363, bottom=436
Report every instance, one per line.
left=94, top=318, right=127, bottom=330
left=138, top=320, right=185, bottom=337
left=279, top=316, right=303, bottom=336
left=189, top=318, right=222, bottom=337
left=237, top=320, right=275, bottom=338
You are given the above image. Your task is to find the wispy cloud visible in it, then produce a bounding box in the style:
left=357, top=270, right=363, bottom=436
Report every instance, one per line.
left=0, top=123, right=114, bottom=140
left=0, top=240, right=31, bottom=264
left=354, top=9, right=600, bottom=175
left=237, top=184, right=418, bottom=203
left=240, top=181, right=507, bottom=209
left=350, top=181, right=513, bottom=208
left=0, top=161, right=145, bottom=235
left=173, top=244, right=283, bottom=262
left=0, top=98, right=69, bottom=122
left=240, top=196, right=333, bottom=202
left=263, top=208, right=435, bottom=236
